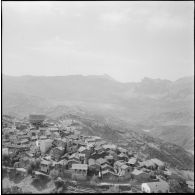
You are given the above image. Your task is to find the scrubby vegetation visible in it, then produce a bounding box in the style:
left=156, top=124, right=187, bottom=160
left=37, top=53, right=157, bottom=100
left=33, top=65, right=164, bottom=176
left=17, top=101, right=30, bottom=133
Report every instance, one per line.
left=3, top=186, right=24, bottom=194
left=31, top=175, right=51, bottom=191
left=169, top=178, right=190, bottom=193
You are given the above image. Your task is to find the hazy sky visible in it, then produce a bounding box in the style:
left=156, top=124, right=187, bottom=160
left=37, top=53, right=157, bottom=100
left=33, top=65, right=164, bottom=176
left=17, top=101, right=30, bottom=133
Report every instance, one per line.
left=2, top=1, right=194, bottom=82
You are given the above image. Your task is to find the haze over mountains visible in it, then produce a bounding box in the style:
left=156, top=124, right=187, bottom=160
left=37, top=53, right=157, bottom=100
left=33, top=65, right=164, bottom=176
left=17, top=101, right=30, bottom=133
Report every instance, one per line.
left=2, top=74, right=194, bottom=153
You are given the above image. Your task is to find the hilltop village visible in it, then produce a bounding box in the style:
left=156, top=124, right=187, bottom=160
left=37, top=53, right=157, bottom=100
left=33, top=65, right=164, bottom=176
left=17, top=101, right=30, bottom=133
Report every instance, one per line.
left=2, top=115, right=194, bottom=193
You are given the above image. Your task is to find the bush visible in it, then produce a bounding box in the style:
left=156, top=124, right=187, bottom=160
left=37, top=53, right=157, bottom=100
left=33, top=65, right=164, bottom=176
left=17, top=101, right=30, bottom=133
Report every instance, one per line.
left=55, top=179, right=64, bottom=189
left=4, top=132, right=10, bottom=139
left=26, top=159, right=39, bottom=175
left=11, top=186, right=23, bottom=194
left=107, top=185, right=120, bottom=193
left=14, top=162, right=20, bottom=168
left=2, top=154, right=11, bottom=166
left=90, top=175, right=99, bottom=186
left=50, top=169, right=59, bottom=180
left=71, top=173, right=77, bottom=181
left=35, top=158, right=41, bottom=169
left=149, top=171, right=156, bottom=179
left=169, top=178, right=188, bottom=193
left=27, top=165, right=33, bottom=175
left=55, top=178, right=68, bottom=190
left=35, top=150, right=41, bottom=158
left=30, top=161, right=36, bottom=170
left=31, top=175, right=51, bottom=191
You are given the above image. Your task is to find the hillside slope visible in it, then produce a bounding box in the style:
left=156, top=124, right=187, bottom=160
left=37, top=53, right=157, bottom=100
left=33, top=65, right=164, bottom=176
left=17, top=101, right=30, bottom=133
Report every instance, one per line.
left=2, top=74, right=194, bottom=152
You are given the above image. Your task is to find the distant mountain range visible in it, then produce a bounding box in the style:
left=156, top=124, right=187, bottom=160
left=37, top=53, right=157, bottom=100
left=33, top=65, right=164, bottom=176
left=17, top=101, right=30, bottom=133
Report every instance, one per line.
left=2, top=74, right=194, bottom=153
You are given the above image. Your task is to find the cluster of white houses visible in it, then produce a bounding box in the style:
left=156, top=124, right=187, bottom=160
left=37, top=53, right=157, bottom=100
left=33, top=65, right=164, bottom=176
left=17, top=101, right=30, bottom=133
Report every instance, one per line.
left=2, top=118, right=194, bottom=193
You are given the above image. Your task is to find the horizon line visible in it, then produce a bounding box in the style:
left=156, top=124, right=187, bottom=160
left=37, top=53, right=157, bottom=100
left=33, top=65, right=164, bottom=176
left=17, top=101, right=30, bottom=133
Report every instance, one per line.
left=2, top=73, right=194, bottom=83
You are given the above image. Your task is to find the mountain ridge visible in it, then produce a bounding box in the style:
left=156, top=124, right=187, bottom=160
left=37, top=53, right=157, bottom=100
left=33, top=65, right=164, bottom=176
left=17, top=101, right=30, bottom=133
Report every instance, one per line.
left=2, top=74, right=194, bottom=152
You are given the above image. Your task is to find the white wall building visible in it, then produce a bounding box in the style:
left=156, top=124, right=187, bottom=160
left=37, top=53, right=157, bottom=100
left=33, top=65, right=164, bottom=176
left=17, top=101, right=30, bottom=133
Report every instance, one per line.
left=37, top=139, right=53, bottom=154
left=141, top=181, right=169, bottom=193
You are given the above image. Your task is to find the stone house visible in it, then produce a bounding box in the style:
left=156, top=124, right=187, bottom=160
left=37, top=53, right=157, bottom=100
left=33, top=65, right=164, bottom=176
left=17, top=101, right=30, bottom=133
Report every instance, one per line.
left=67, top=159, right=81, bottom=169
left=104, top=155, right=115, bottom=166
left=2, top=147, right=9, bottom=156
left=62, top=130, right=72, bottom=137
left=60, top=153, right=70, bottom=161
left=48, top=127, right=59, bottom=133
left=78, top=146, right=87, bottom=153
left=68, top=134, right=79, bottom=141
left=118, top=164, right=132, bottom=178
left=94, top=146, right=104, bottom=154
left=52, top=159, right=68, bottom=172
left=95, top=140, right=107, bottom=147
left=150, top=158, right=165, bottom=170
left=69, top=153, right=80, bottom=161
left=20, top=139, right=30, bottom=145
left=18, top=135, right=30, bottom=141
left=76, top=140, right=87, bottom=148
left=78, top=146, right=90, bottom=160
left=117, top=147, right=128, bottom=154
left=91, top=150, right=107, bottom=160
left=127, top=151, right=134, bottom=158
left=78, top=153, right=86, bottom=164
left=53, top=138, right=67, bottom=149
left=88, top=158, right=100, bottom=175
left=114, top=160, right=126, bottom=173
left=39, top=136, right=48, bottom=140
left=96, top=158, right=109, bottom=166
left=9, top=135, right=18, bottom=144
left=39, top=128, right=47, bottom=136
left=38, top=139, right=53, bottom=154
left=131, top=169, right=151, bottom=182
left=101, top=164, right=115, bottom=172
left=71, top=164, right=88, bottom=177
left=126, top=157, right=137, bottom=167
left=51, top=132, right=61, bottom=140
left=40, top=160, right=52, bottom=174
left=51, top=147, right=65, bottom=161
left=117, top=153, right=128, bottom=162
left=31, top=136, right=37, bottom=142
left=66, top=140, right=78, bottom=154
left=101, top=170, right=119, bottom=181
left=102, top=144, right=117, bottom=151
left=19, top=156, right=31, bottom=168
left=45, top=130, right=51, bottom=138
left=139, top=160, right=157, bottom=170
left=186, top=181, right=194, bottom=193
left=28, top=129, right=39, bottom=137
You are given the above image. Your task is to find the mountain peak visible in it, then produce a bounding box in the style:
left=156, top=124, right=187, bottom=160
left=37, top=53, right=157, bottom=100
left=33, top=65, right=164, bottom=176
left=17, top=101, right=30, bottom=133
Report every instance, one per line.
left=84, top=74, right=117, bottom=82
left=101, top=74, right=117, bottom=81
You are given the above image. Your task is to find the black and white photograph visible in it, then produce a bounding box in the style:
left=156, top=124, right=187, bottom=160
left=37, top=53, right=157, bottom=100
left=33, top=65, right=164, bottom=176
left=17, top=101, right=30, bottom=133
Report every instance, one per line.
left=1, top=1, right=194, bottom=193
